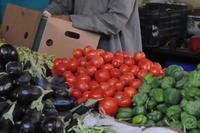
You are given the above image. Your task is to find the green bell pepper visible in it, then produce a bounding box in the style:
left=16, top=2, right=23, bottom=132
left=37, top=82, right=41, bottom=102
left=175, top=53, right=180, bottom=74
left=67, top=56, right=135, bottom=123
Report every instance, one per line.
left=151, top=88, right=164, bottom=103
left=132, top=115, right=147, bottom=125
left=147, top=111, right=162, bottom=122
left=181, top=112, right=197, bottom=130
left=157, top=104, right=168, bottom=113
left=166, top=105, right=181, bottom=120
left=116, top=108, right=133, bottom=119
left=164, top=88, right=182, bottom=105
left=132, top=93, right=148, bottom=106
left=132, top=106, right=146, bottom=115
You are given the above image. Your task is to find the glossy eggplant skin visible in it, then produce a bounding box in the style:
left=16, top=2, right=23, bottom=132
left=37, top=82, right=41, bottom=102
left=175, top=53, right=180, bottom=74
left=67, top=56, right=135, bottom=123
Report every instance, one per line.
left=0, top=44, right=19, bottom=65
left=41, top=117, right=64, bottom=133
left=17, top=86, right=42, bottom=105
left=43, top=100, right=58, bottom=117
left=13, top=104, right=27, bottom=122
left=23, top=109, right=42, bottom=124
left=53, top=88, right=69, bottom=98
left=19, top=121, right=35, bottom=133
left=6, top=61, right=22, bottom=76
left=73, top=105, right=90, bottom=115
left=52, top=98, right=76, bottom=112
left=17, top=71, right=32, bottom=85
left=33, top=77, right=51, bottom=90
left=0, top=75, right=13, bottom=96
left=0, top=62, right=5, bottom=72
left=0, top=119, right=13, bottom=133
left=0, top=102, right=9, bottom=117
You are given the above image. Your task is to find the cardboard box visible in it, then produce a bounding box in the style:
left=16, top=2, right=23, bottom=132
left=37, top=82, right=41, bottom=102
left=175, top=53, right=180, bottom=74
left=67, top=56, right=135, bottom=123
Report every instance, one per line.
left=38, top=17, right=100, bottom=57
left=1, top=4, right=42, bottom=48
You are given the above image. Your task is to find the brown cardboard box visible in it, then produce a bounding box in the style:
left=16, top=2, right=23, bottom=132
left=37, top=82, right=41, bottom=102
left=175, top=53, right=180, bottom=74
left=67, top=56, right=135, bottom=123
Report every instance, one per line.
left=1, top=4, right=42, bottom=48
left=38, top=17, right=100, bottom=57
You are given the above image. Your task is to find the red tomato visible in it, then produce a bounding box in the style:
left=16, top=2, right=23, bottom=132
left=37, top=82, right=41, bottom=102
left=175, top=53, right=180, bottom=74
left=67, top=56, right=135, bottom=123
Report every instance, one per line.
left=108, top=78, right=118, bottom=86
left=90, top=90, right=104, bottom=99
left=75, top=81, right=89, bottom=92
left=71, top=89, right=82, bottom=99
left=99, top=97, right=118, bottom=116
left=114, top=81, right=125, bottom=91
left=73, top=48, right=83, bottom=58
left=63, top=71, right=73, bottom=79
left=66, top=75, right=76, bottom=85
left=99, top=82, right=110, bottom=91
left=56, top=64, right=67, bottom=72
left=77, top=74, right=91, bottom=82
left=62, top=57, right=70, bottom=65
left=77, top=97, right=87, bottom=104
left=149, top=66, right=161, bottom=76
left=134, top=51, right=146, bottom=61
left=112, top=56, right=124, bottom=67
left=114, top=50, right=124, bottom=57
left=104, top=86, right=116, bottom=97
left=83, top=45, right=94, bottom=56
left=89, top=55, right=104, bottom=68
left=79, top=57, right=88, bottom=67
left=137, top=69, right=148, bottom=79
left=129, top=79, right=142, bottom=89
left=132, top=58, right=136, bottom=65
left=67, top=58, right=79, bottom=72
left=110, top=68, right=121, bottom=78
left=123, top=51, right=132, bottom=58
left=77, top=67, right=87, bottom=75
left=86, top=49, right=98, bottom=60
left=124, top=57, right=133, bottom=66
left=120, top=73, right=134, bottom=85
left=118, top=96, right=132, bottom=107
left=130, top=65, right=140, bottom=75
left=95, top=69, right=111, bottom=82
left=87, top=65, right=97, bottom=76
left=88, top=80, right=99, bottom=90
left=159, top=69, right=164, bottom=75
left=51, top=69, right=58, bottom=75
left=120, top=64, right=130, bottom=73
left=153, top=62, right=162, bottom=69
left=124, top=87, right=137, bottom=98
left=101, top=64, right=114, bottom=70
left=82, top=91, right=92, bottom=99
left=102, top=52, right=114, bottom=63
left=138, top=58, right=153, bottom=71
left=53, top=58, right=63, bottom=68
left=114, top=92, right=124, bottom=101
left=96, top=49, right=105, bottom=56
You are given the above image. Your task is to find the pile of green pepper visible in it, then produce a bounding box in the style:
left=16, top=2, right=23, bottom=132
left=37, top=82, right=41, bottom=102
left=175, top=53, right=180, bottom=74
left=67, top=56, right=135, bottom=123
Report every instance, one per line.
left=116, top=65, right=200, bottom=133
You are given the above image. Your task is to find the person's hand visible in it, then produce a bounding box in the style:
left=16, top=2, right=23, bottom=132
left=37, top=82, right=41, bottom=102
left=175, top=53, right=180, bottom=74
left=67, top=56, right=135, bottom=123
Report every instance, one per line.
left=43, top=10, right=52, bottom=17
left=53, top=15, right=71, bottom=21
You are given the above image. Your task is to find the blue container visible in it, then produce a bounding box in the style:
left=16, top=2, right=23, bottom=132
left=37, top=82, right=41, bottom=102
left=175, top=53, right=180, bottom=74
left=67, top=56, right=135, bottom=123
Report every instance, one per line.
left=165, top=60, right=197, bottom=71
left=0, top=0, right=51, bottom=23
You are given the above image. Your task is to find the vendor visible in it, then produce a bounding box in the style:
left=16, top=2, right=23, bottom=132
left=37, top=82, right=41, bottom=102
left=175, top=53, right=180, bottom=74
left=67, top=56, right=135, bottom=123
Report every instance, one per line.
left=43, top=0, right=142, bottom=55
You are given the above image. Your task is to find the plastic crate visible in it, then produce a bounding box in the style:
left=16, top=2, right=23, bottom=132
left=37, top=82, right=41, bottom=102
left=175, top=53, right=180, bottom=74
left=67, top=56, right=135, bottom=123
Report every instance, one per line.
left=140, top=3, right=188, bottom=48
left=165, top=60, right=197, bottom=71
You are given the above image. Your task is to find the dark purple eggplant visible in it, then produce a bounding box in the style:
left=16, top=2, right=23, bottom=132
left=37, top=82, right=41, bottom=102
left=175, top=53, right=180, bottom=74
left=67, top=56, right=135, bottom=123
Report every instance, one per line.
left=13, top=104, right=27, bottom=122
left=6, top=61, right=22, bottom=75
left=73, top=105, right=90, bottom=115
left=0, top=119, right=13, bottom=133
left=0, top=62, right=5, bottom=72
left=41, top=117, right=64, bottom=133
left=58, top=111, right=73, bottom=122
left=23, top=109, right=42, bottom=124
left=19, top=121, right=35, bottom=133
left=33, top=77, right=51, bottom=90
left=0, top=44, right=19, bottom=65
left=0, top=102, right=9, bottom=117
left=52, top=98, right=76, bottom=112
left=43, top=100, right=58, bottom=117
left=0, top=75, right=13, bottom=96
left=23, top=61, right=31, bottom=70
left=53, top=88, right=69, bottom=98
left=0, top=96, right=7, bottom=102
left=17, top=71, right=32, bottom=85
left=51, top=75, right=66, bottom=84
left=17, top=86, right=42, bottom=105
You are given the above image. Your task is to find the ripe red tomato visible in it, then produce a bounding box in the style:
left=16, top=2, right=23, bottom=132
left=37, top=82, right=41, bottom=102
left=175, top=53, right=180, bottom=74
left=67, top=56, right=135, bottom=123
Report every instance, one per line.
left=77, top=74, right=91, bottom=82
left=66, top=75, right=76, bottom=85
left=89, top=55, right=104, bottom=68
left=101, top=64, right=114, bottom=70
left=149, top=66, right=161, bottom=76
left=73, top=48, right=83, bottom=58
left=124, top=57, right=133, bottom=66
left=95, top=69, right=111, bottom=82
left=83, top=45, right=94, bottom=56
left=153, top=62, right=162, bottom=69
left=71, top=89, right=82, bottom=99
left=118, top=96, right=132, bottom=107
left=120, top=64, right=130, bottom=73
left=123, top=51, right=132, bottom=58
left=53, top=58, right=63, bottom=68
left=62, top=57, right=70, bottom=65
left=86, top=49, right=98, bottom=60
left=99, top=97, right=118, bottom=116
left=104, top=87, right=116, bottom=97
left=96, top=49, right=105, bottom=56
left=134, top=51, right=146, bottom=61
left=138, top=58, right=153, bottom=71
left=90, top=90, right=104, bottom=99
left=51, top=69, right=58, bottom=75
left=132, top=58, right=136, bottom=65
left=112, top=56, right=124, bottom=67
left=137, top=69, right=148, bottom=79
left=124, top=87, right=137, bottom=98
left=87, top=65, right=97, bottom=76
left=130, top=65, right=140, bottom=75
left=88, top=81, right=99, bottom=90
left=114, top=92, right=124, bottom=101
left=77, top=67, right=87, bottom=75
left=82, top=91, right=92, bottom=99
left=79, top=57, right=88, bottom=67
left=120, top=73, right=134, bottom=85
left=56, top=64, right=67, bottom=72
left=129, top=79, right=142, bottom=89
left=114, top=50, right=124, bottom=57
left=77, top=97, right=87, bottom=104
left=99, top=82, right=110, bottom=91
left=67, top=58, right=79, bottom=72
left=110, top=68, right=121, bottom=78
left=75, top=81, right=89, bottom=92
left=102, top=52, right=114, bottom=63
left=114, top=81, right=125, bottom=91
left=63, top=71, right=73, bottom=79
left=108, top=78, right=118, bottom=86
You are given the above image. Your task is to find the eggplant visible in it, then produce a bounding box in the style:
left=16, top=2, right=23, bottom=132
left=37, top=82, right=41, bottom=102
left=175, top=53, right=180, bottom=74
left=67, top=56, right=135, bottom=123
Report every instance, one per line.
left=0, top=102, right=9, bottom=117
left=0, top=119, right=13, bottom=133
left=52, top=98, right=76, bottom=112
left=51, top=75, right=66, bottom=85
left=13, top=104, right=26, bottom=122
left=19, top=121, right=35, bottom=133
left=23, top=61, right=31, bottom=70
left=33, top=77, right=51, bottom=90
left=17, top=71, right=32, bottom=85
left=6, top=61, right=22, bottom=75
left=41, top=117, right=64, bottom=133
left=23, top=109, right=42, bottom=124
left=43, top=100, right=58, bottom=117
left=0, top=96, right=7, bottom=102
left=0, top=62, right=5, bottom=72
left=53, top=88, right=69, bottom=98
left=17, top=86, right=42, bottom=105
left=58, top=111, right=73, bottom=122
left=0, top=75, right=13, bottom=96
left=73, top=105, right=90, bottom=115
left=0, top=44, right=19, bottom=65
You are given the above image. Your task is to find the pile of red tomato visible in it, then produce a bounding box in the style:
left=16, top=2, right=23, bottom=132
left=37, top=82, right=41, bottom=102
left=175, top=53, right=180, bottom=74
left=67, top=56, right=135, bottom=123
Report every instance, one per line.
left=51, top=46, right=164, bottom=116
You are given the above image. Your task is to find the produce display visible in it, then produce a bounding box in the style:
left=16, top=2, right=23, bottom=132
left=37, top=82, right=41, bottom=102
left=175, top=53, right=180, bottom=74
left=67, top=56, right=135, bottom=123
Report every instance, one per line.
left=51, top=45, right=164, bottom=116
left=116, top=65, right=200, bottom=133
